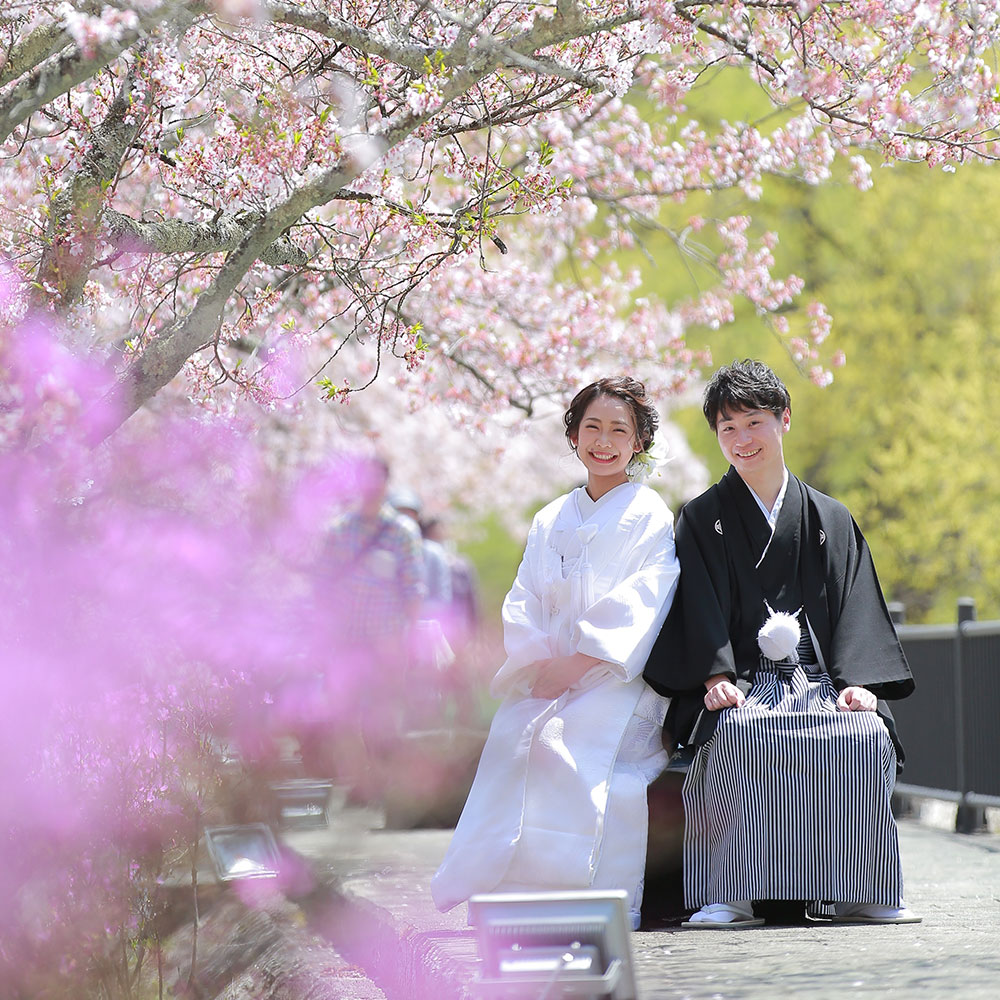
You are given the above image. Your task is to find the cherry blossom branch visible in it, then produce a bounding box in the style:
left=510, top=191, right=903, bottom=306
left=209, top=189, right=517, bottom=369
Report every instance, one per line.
left=676, top=2, right=1000, bottom=160
left=432, top=83, right=578, bottom=137
left=35, top=58, right=149, bottom=306
left=102, top=209, right=310, bottom=267
left=319, top=188, right=509, bottom=253
left=0, top=18, right=73, bottom=88
left=0, top=3, right=128, bottom=87
left=266, top=0, right=639, bottom=90
left=262, top=0, right=434, bottom=72
left=0, top=1, right=203, bottom=145
left=11, top=0, right=990, bottom=437
left=674, top=5, right=782, bottom=82
left=97, top=8, right=644, bottom=431
left=99, top=131, right=423, bottom=434
left=475, top=44, right=610, bottom=92
left=430, top=1, right=640, bottom=83
left=444, top=348, right=536, bottom=416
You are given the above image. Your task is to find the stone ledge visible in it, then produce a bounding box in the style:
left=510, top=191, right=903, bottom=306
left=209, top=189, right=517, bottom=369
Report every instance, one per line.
left=164, top=893, right=387, bottom=1000
left=304, top=865, right=477, bottom=1000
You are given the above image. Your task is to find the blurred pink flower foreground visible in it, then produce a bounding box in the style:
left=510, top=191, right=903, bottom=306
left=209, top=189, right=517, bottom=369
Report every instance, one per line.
left=0, top=276, right=407, bottom=996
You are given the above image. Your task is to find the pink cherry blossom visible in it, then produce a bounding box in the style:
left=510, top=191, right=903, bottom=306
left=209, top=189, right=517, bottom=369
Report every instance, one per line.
left=4, top=2, right=1000, bottom=988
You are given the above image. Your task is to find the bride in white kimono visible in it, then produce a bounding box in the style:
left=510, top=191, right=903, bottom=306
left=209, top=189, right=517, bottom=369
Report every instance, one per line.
left=431, top=377, right=680, bottom=929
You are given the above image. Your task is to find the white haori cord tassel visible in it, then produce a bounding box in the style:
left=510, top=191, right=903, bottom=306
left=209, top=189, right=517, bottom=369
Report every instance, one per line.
left=757, top=603, right=801, bottom=662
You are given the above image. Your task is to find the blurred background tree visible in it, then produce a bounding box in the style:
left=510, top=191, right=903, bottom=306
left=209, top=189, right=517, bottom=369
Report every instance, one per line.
left=561, top=67, right=1000, bottom=625
left=465, top=153, right=1000, bottom=626
left=779, top=165, right=1000, bottom=623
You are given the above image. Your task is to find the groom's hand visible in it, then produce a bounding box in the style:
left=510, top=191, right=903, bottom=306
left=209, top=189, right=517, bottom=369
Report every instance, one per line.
left=704, top=674, right=745, bottom=710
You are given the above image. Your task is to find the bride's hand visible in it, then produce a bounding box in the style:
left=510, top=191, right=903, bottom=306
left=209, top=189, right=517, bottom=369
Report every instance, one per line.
left=531, top=653, right=600, bottom=699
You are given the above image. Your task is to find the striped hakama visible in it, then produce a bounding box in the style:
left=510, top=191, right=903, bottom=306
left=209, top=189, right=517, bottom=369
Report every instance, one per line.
left=682, top=657, right=902, bottom=909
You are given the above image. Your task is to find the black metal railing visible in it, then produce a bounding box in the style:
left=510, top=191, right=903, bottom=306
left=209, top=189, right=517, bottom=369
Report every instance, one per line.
left=889, top=598, right=1000, bottom=833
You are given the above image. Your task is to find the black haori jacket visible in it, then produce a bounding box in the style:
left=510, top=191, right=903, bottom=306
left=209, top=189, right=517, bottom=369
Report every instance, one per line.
left=643, top=467, right=914, bottom=765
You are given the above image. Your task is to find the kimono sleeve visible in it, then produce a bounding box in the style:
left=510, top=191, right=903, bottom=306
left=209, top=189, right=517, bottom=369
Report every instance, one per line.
left=573, top=513, right=680, bottom=683
left=826, top=515, right=914, bottom=699
left=490, top=515, right=555, bottom=698
left=643, top=497, right=738, bottom=697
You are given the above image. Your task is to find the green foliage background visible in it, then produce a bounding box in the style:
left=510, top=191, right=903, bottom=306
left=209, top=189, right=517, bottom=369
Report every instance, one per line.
left=461, top=69, right=1000, bottom=625
left=617, top=69, right=1000, bottom=624
left=665, top=162, right=1000, bottom=624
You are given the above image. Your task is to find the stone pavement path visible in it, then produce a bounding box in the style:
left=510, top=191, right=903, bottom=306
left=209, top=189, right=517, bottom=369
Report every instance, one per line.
left=633, top=823, right=1000, bottom=1000
left=287, top=810, right=1000, bottom=1000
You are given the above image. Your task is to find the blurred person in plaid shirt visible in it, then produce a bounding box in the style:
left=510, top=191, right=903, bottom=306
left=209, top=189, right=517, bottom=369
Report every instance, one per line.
left=303, top=455, right=425, bottom=793
left=330, top=457, right=425, bottom=647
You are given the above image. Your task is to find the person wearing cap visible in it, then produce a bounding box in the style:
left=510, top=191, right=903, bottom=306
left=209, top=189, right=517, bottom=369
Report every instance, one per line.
left=389, top=488, right=453, bottom=617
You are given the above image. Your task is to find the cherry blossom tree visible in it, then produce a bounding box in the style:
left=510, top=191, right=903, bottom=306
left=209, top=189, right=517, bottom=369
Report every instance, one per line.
left=5, top=4, right=1000, bottom=993
left=4, top=0, right=999, bottom=440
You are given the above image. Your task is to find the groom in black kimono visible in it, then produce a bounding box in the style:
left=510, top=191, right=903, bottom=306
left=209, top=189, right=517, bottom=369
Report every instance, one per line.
left=643, top=359, right=917, bottom=927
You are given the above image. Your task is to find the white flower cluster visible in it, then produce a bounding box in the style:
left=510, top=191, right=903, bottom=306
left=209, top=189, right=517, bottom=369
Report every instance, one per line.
left=625, top=438, right=670, bottom=483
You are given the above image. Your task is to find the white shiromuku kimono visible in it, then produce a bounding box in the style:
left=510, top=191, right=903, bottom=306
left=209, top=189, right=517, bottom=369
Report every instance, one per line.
left=430, top=482, right=680, bottom=928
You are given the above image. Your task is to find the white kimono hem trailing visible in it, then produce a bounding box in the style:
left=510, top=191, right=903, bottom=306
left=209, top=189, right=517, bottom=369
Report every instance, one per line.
left=431, top=483, right=679, bottom=920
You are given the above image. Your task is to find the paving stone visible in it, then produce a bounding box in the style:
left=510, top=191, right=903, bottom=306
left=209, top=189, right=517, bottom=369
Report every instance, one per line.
left=286, top=809, right=1000, bottom=1000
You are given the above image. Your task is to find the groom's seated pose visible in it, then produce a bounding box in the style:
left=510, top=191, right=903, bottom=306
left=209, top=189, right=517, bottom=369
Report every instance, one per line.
left=644, top=359, right=919, bottom=928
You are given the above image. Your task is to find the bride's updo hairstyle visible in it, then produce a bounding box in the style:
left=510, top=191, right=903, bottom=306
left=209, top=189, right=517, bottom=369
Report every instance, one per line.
left=563, top=376, right=659, bottom=454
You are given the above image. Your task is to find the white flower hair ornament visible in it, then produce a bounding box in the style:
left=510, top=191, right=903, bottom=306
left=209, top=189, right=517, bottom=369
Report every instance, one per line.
left=626, top=438, right=670, bottom=483
left=757, top=604, right=801, bottom=662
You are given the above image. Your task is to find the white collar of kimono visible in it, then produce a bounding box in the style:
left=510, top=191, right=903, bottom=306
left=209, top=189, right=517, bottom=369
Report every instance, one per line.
left=747, top=466, right=789, bottom=535
left=576, top=480, right=633, bottom=519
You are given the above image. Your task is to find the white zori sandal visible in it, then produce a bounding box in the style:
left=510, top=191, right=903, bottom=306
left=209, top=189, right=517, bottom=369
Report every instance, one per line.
left=682, top=901, right=765, bottom=929
left=832, top=902, right=922, bottom=924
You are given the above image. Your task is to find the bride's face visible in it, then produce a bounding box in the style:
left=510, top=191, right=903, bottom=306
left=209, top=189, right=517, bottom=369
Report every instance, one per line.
left=571, top=395, right=640, bottom=483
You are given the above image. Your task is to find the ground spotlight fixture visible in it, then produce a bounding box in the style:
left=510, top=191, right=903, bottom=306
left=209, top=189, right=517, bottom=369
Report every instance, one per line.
left=270, top=778, right=334, bottom=828
left=204, top=823, right=281, bottom=882
left=468, top=889, right=637, bottom=999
